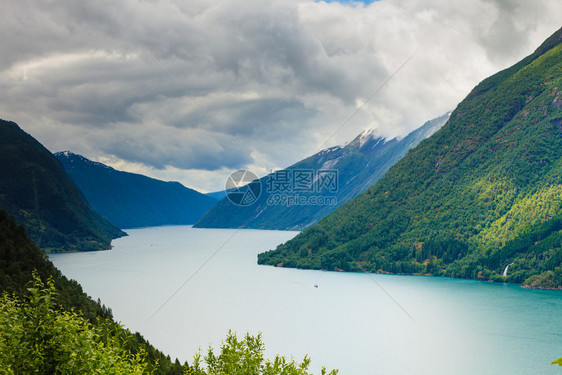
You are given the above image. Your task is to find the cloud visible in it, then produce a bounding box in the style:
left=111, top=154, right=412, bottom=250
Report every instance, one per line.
left=99, top=125, right=251, bottom=171
left=0, top=0, right=560, bottom=191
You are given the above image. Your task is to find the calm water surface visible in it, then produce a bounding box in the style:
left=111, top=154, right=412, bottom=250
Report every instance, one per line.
left=50, top=226, right=562, bottom=374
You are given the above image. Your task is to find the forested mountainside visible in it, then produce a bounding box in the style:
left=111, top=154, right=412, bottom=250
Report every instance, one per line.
left=0, top=120, right=124, bottom=252
left=259, top=27, right=562, bottom=289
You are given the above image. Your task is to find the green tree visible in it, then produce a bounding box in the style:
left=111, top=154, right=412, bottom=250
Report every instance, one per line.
left=0, top=210, right=187, bottom=374
left=0, top=272, right=150, bottom=374
left=186, top=331, right=338, bottom=375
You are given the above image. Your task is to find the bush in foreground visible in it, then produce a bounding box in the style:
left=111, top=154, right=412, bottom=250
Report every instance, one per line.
left=187, top=331, right=338, bottom=375
left=0, top=272, right=150, bottom=374
left=0, top=272, right=337, bottom=375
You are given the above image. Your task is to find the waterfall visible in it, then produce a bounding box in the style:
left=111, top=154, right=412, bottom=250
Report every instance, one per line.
left=502, top=263, right=514, bottom=277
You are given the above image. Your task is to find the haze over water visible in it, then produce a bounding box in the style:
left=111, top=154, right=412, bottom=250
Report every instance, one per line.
left=50, top=226, right=562, bottom=374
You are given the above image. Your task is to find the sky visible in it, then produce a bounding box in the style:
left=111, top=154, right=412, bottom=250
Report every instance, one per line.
left=1, top=0, right=561, bottom=192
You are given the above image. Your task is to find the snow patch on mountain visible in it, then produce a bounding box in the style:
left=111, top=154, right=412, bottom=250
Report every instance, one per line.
left=358, top=128, right=377, bottom=147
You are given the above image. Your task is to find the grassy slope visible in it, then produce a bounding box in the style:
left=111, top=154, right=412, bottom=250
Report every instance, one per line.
left=259, top=28, right=562, bottom=288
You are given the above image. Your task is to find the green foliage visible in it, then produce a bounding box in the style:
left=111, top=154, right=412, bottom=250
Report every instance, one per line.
left=0, top=272, right=149, bottom=374
left=258, top=28, right=562, bottom=289
left=552, top=357, right=562, bottom=366
left=0, top=209, right=111, bottom=321
left=0, top=119, right=124, bottom=252
left=186, top=331, right=338, bottom=375
left=0, top=210, right=187, bottom=374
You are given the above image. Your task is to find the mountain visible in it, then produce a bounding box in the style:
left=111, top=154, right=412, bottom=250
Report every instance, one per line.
left=206, top=190, right=229, bottom=200
left=195, top=113, right=449, bottom=230
left=258, top=27, right=562, bottom=289
left=55, top=151, right=217, bottom=229
left=0, top=120, right=124, bottom=252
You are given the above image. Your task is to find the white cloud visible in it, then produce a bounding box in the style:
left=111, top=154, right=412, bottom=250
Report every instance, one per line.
left=0, top=0, right=560, bottom=191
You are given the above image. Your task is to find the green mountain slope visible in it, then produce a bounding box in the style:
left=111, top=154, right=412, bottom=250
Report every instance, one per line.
left=195, top=113, right=448, bottom=230
left=55, top=151, right=217, bottom=229
left=258, top=27, right=562, bottom=289
left=0, top=120, right=124, bottom=252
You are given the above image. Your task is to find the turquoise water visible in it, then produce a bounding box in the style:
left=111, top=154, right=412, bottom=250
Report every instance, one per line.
left=50, top=226, right=562, bottom=374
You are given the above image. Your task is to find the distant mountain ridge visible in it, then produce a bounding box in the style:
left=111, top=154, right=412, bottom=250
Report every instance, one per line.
left=258, top=27, right=562, bottom=289
left=55, top=151, right=217, bottom=229
left=206, top=191, right=228, bottom=200
left=195, top=112, right=449, bottom=230
left=0, top=119, right=124, bottom=252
